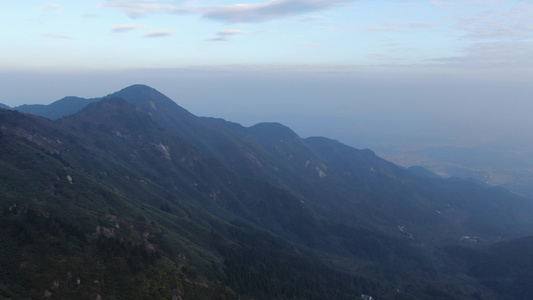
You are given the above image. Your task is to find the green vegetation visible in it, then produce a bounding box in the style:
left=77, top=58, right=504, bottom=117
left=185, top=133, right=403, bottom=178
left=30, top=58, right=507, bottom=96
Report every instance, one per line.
left=2, top=85, right=533, bottom=299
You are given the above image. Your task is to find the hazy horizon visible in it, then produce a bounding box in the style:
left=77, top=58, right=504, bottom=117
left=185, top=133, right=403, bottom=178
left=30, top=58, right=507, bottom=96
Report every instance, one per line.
left=1, top=66, right=531, bottom=148
left=2, top=1, right=533, bottom=192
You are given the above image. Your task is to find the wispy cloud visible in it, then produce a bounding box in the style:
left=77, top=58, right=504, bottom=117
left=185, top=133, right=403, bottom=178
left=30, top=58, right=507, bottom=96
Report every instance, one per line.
left=455, top=3, right=533, bottom=40
left=432, top=41, right=533, bottom=69
left=425, top=1, right=533, bottom=70
left=143, top=29, right=175, bottom=38
left=43, top=33, right=73, bottom=40
left=37, top=3, right=61, bottom=10
left=207, top=29, right=254, bottom=41
left=203, top=0, right=353, bottom=23
left=429, top=0, right=506, bottom=8
left=103, top=0, right=356, bottom=23
left=111, top=24, right=142, bottom=32
left=101, top=1, right=196, bottom=18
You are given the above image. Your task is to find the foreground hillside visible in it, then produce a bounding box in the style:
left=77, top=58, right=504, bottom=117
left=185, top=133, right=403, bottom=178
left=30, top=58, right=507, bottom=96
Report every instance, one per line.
left=1, top=85, right=533, bottom=299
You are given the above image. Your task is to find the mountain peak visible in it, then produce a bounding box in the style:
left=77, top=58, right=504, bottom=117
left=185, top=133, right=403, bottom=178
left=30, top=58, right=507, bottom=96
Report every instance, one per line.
left=105, top=85, right=197, bottom=133
left=247, top=122, right=300, bottom=141
left=108, top=84, right=170, bottom=108
left=117, top=84, right=156, bottom=93
left=108, top=84, right=189, bottom=114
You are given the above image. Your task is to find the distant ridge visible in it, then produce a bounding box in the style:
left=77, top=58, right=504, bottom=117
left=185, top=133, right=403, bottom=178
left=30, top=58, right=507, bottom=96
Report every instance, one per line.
left=0, top=103, right=11, bottom=110
left=15, top=96, right=100, bottom=119
left=11, top=84, right=195, bottom=123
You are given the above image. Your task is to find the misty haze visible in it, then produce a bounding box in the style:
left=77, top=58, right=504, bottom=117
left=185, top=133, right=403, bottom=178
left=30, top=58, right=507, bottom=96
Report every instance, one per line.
left=1, top=1, right=533, bottom=299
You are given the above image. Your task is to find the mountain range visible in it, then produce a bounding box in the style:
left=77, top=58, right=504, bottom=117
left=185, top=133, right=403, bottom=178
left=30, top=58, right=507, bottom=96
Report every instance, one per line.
left=1, top=84, right=533, bottom=299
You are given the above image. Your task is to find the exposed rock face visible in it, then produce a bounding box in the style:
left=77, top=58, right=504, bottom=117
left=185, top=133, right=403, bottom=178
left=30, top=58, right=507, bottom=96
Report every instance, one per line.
left=154, top=142, right=171, bottom=160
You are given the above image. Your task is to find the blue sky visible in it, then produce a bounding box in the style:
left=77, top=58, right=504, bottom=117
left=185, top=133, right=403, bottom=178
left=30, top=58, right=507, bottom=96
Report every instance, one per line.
left=1, top=0, right=533, bottom=156
left=3, top=0, right=533, bottom=70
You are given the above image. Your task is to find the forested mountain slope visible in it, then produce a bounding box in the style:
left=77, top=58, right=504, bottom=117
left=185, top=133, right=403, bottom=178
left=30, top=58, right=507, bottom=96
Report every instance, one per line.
left=1, top=85, right=533, bottom=299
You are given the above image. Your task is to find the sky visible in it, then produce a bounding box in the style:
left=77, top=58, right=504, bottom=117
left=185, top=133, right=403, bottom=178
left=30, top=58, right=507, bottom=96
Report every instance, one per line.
left=3, top=0, right=533, bottom=70
left=1, top=0, right=533, bottom=155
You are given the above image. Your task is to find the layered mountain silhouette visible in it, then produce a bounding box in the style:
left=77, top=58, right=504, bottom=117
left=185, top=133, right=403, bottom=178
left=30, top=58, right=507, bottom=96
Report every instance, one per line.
left=14, top=96, right=100, bottom=120
left=1, top=84, right=533, bottom=299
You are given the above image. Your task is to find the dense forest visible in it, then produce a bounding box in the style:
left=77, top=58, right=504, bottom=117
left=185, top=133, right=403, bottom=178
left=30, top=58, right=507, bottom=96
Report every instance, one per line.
left=2, top=85, right=533, bottom=299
